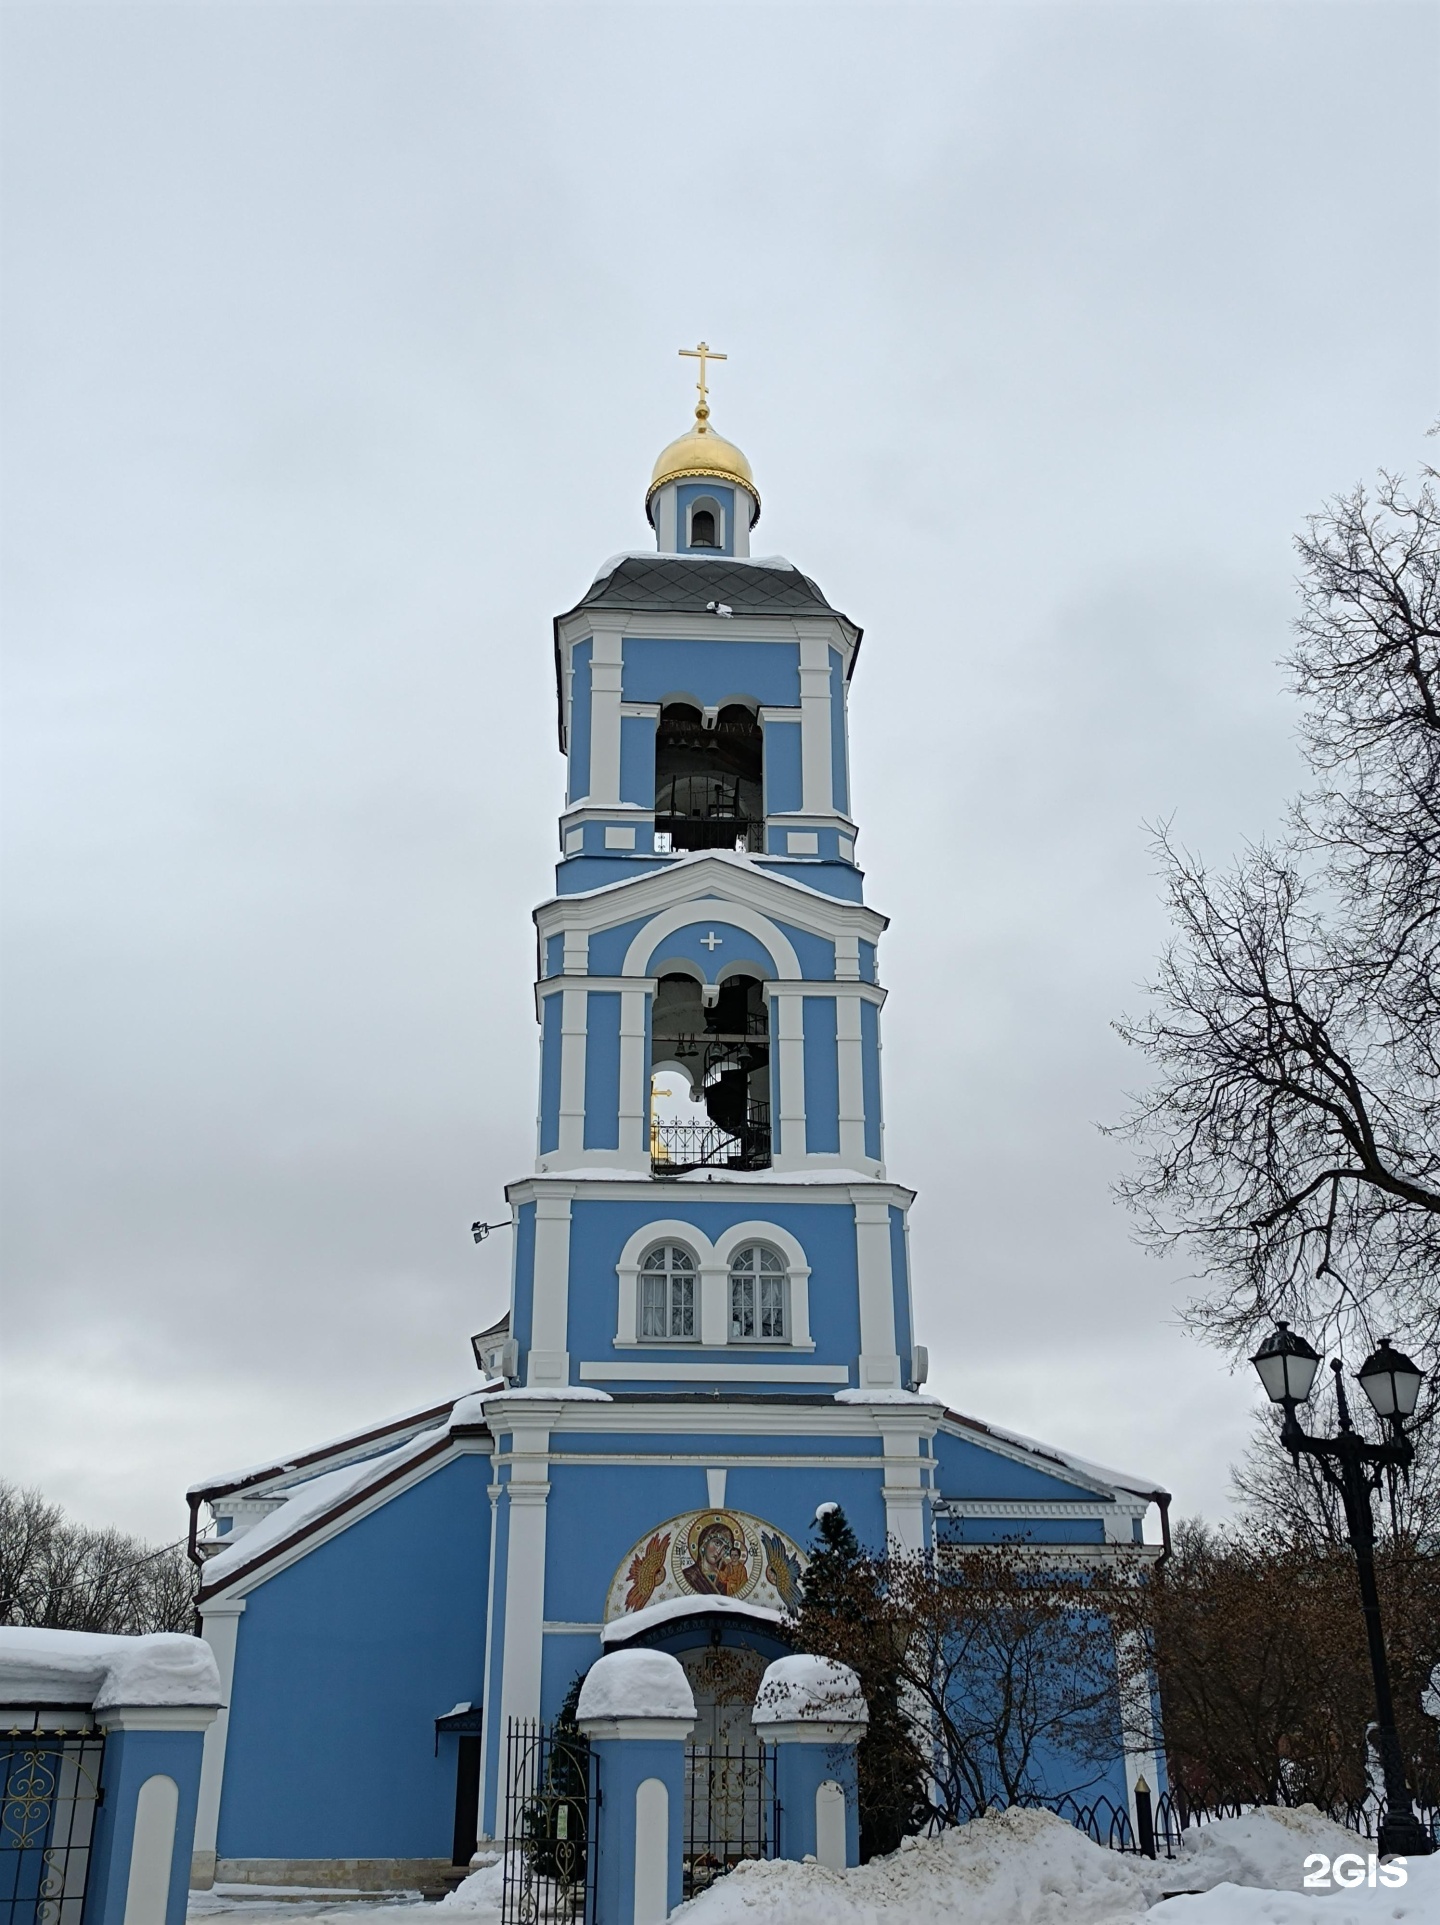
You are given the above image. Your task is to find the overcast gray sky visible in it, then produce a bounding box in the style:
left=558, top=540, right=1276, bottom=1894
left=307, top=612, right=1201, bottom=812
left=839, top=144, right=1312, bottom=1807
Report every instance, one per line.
left=3, top=1, right=1436, bottom=1544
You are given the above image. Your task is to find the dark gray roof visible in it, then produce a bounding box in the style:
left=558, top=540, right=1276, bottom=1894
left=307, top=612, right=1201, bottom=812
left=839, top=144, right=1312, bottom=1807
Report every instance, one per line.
left=563, top=556, right=859, bottom=637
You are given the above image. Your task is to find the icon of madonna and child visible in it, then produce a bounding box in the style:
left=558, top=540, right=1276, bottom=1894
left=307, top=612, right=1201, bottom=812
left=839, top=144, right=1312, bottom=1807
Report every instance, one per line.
left=607, top=1508, right=806, bottom=1621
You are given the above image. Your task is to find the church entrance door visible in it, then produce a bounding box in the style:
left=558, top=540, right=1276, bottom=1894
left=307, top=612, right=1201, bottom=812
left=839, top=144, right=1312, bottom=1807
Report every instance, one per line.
left=678, top=1647, right=777, bottom=1896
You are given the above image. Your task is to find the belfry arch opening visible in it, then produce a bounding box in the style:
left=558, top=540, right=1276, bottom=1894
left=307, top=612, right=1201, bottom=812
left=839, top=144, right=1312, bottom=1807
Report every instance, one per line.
left=650, top=972, right=770, bottom=1174
left=655, top=703, right=763, bottom=854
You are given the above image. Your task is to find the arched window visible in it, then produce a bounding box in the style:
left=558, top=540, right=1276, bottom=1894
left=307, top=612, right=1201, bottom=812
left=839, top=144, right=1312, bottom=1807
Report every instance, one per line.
left=640, top=1243, right=696, bottom=1340
left=686, top=496, right=724, bottom=550
left=728, top=1244, right=787, bottom=1341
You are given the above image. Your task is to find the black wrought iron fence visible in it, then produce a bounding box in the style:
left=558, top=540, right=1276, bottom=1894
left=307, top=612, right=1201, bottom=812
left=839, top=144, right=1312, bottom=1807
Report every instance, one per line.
left=683, top=1744, right=779, bottom=1897
left=0, top=1727, right=104, bottom=1925
left=933, top=1783, right=1439, bottom=1863
left=651, top=1116, right=771, bottom=1175
left=501, top=1720, right=596, bottom=1925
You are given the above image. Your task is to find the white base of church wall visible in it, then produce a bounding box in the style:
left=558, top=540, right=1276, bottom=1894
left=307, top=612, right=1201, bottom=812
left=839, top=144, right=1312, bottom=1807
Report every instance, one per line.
left=208, top=1858, right=456, bottom=1893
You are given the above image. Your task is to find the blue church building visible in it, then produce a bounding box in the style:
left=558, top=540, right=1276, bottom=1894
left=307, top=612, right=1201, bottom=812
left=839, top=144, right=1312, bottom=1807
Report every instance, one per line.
left=185, top=355, right=1170, bottom=1891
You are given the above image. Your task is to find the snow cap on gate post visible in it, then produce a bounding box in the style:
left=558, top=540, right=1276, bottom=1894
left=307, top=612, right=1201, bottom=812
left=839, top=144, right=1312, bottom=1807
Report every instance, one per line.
left=753, top=1654, right=867, bottom=1872
left=0, top=1628, right=220, bottom=1925
left=576, top=1650, right=694, bottom=1925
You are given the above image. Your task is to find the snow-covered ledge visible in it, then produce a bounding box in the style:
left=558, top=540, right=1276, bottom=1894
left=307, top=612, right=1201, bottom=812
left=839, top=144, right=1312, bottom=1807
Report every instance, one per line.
left=0, top=1628, right=220, bottom=1925
left=0, top=1627, right=222, bottom=1722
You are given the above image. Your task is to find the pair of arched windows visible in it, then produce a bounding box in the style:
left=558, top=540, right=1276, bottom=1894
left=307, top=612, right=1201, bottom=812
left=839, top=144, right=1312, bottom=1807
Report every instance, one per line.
left=639, top=1242, right=788, bottom=1343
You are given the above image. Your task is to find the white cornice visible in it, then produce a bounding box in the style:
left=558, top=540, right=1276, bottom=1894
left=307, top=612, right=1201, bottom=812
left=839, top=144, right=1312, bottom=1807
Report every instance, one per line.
left=534, top=853, right=887, bottom=945
left=504, top=1175, right=916, bottom=1208
left=555, top=606, right=857, bottom=663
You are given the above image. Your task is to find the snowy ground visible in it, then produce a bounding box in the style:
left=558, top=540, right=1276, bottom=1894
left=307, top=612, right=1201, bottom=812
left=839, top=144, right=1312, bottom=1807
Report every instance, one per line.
left=188, top=1811, right=1440, bottom=1925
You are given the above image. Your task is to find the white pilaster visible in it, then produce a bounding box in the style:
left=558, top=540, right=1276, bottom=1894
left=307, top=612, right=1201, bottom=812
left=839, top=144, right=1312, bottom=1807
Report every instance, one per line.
left=618, top=989, right=649, bottom=1167
left=492, top=1405, right=554, bottom=1755
left=562, top=928, right=590, bottom=974
left=836, top=993, right=866, bottom=1169
left=699, top=1262, right=729, bottom=1348
left=556, top=990, right=588, bottom=1163
left=528, top=1190, right=573, bottom=1387
left=871, top=1410, right=936, bottom=1552
left=191, top=1599, right=245, bottom=1886
left=770, top=988, right=807, bottom=1171
left=588, top=627, right=624, bottom=805
left=798, top=637, right=833, bottom=815
left=853, top=1197, right=900, bottom=1387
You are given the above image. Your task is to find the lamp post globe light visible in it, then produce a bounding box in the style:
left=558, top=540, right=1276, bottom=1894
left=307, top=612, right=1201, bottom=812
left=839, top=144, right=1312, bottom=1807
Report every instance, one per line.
left=1250, top=1324, right=1435, bottom=1858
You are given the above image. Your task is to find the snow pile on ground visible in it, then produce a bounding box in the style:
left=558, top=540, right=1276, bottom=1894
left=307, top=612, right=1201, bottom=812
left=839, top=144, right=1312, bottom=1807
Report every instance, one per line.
left=435, top=1855, right=504, bottom=1919
left=1174, top=1807, right=1369, bottom=1893
left=0, top=1627, right=221, bottom=1708
left=575, top=1646, right=696, bottom=1722
left=674, top=1806, right=1166, bottom=1924
left=1150, top=1851, right=1440, bottom=1922
left=751, top=1655, right=867, bottom=1726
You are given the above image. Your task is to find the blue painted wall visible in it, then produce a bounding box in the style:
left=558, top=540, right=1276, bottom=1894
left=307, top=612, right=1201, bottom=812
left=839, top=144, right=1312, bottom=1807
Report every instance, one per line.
left=861, top=1001, right=882, bottom=1161
left=829, top=649, right=849, bottom=815
left=933, top=1428, right=1105, bottom=1502
left=621, top=639, right=800, bottom=709
left=802, top=998, right=840, bottom=1155
left=619, top=715, right=655, bottom=807
left=567, top=641, right=593, bottom=802
left=583, top=992, right=621, bottom=1150
left=763, top=721, right=803, bottom=815
left=219, top=1455, right=491, bottom=1860
left=538, top=994, right=562, bottom=1155
left=560, top=1196, right=864, bottom=1379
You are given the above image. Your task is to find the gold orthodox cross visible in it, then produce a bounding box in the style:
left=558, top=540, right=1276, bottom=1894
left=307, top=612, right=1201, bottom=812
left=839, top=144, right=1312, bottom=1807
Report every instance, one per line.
left=679, top=340, right=726, bottom=409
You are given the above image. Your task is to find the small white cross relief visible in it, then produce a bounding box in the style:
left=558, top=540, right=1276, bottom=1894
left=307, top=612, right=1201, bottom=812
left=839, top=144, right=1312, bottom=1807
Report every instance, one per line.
left=700, top=930, right=723, bottom=952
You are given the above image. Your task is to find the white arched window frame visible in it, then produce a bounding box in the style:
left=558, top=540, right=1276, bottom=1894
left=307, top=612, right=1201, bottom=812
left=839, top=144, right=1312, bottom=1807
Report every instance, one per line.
left=613, top=1219, right=813, bottom=1349
left=640, top=1241, right=697, bottom=1340
left=713, top=1222, right=813, bottom=1350
left=686, top=495, right=726, bottom=551
left=728, top=1243, right=789, bottom=1343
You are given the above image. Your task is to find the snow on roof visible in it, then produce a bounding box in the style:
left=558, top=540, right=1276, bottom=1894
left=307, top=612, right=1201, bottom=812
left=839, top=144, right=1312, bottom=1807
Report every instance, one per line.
left=589, top=550, right=797, bottom=583
left=200, top=1394, right=497, bottom=1589
left=939, top=1408, right=1167, bottom=1501
left=835, top=1388, right=943, bottom=1406
left=602, top=1594, right=785, bottom=1644
left=0, top=1629, right=221, bottom=1710
left=576, top=1648, right=695, bottom=1724
left=188, top=1391, right=475, bottom=1499
left=752, top=1655, right=867, bottom=1727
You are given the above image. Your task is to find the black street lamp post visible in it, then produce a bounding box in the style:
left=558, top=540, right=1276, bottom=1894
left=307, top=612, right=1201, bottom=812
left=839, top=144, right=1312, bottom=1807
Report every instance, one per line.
left=1250, top=1323, right=1434, bottom=1859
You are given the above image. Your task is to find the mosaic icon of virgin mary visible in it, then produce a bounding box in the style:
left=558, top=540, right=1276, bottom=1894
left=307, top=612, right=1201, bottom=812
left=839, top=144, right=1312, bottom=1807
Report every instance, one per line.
left=678, top=1512, right=753, bottom=1597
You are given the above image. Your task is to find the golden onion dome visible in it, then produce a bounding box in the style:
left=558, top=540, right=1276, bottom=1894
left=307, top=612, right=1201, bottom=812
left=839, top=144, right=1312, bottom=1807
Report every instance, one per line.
left=646, top=401, right=760, bottom=526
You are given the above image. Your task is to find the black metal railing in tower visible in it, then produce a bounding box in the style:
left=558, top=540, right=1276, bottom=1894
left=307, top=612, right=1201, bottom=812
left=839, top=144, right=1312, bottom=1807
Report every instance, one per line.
left=655, top=815, right=764, bottom=855
left=501, top=1718, right=597, bottom=1925
left=0, top=1726, right=104, bottom=1925
left=651, top=1108, right=771, bottom=1176
left=683, top=1743, right=779, bottom=1897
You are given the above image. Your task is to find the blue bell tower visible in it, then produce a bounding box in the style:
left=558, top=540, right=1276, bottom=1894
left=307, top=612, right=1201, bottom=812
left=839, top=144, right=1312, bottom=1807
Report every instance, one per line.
left=476, top=347, right=931, bottom=1829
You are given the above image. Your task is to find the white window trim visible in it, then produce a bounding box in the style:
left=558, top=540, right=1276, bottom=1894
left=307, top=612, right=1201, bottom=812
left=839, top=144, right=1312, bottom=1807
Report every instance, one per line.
left=613, top=1218, right=813, bottom=1351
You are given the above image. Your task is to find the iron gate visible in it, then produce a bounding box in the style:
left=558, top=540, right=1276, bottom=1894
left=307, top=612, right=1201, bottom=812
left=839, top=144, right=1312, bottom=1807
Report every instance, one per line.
left=683, top=1744, right=778, bottom=1897
left=501, top=1719, right=596, bottom=1925
left=1, top=1725, right=104, bottom=1925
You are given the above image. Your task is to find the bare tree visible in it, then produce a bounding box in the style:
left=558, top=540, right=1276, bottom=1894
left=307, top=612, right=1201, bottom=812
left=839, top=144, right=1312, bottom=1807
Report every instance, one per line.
left=0, top=1481, right=196, bottom=1634
left=1114, top=469, right=1440, bottom=1367
left=1230, top=1396, right=1440, bottom=1556
left=1151, top=1517, right=1440, bottom=1810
